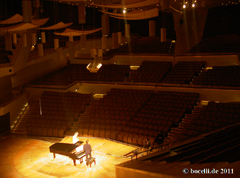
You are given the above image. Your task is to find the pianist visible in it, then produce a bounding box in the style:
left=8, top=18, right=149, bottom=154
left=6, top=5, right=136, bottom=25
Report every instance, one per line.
left=83, top=140, right=92, bottom=159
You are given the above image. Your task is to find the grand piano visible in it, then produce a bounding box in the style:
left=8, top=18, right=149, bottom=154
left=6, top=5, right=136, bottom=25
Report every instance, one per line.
left=49, top=141, right=85, bottom=166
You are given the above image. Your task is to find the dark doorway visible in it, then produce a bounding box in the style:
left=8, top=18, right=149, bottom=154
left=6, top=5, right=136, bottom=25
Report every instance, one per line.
left=0, top=112, right=10, bottom=135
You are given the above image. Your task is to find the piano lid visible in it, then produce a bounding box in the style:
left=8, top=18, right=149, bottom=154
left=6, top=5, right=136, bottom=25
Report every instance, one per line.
left=49, top=141, right=84, bottom=153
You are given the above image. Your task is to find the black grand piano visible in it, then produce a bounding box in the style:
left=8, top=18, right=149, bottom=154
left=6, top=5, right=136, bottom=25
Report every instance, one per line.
left=49, top=141, right=85, bottom=166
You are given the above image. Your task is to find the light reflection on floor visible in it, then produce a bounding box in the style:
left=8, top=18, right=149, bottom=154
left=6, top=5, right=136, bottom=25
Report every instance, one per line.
left=0, top=136, right=137, bottom=178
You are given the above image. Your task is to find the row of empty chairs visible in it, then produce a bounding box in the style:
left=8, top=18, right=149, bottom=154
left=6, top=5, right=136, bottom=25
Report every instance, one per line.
left=75, top=89, right=155, bottom=145
left=110, top=37, right=174, bottom=55
left=164, top=101, right=240, bottom=144
left=75, top=89, right=200, bottom=146
left=30, top=61, right=232, bottom=87
left=148, top=124, right=240, bottom=164
left=30, top=64, right=130, bottom=85
left=189, top=34, right=240, bottom=53
left=160, top=61, right=206, bottom=84
left=193, top=65, right=240, bottom=87
left=31, top=61, right=240, bottom=87
left=121, top=91, right=199, bottom=145
left=130, top=61, right=172, bottom=83
left=26, top=91, right=90, bottom=137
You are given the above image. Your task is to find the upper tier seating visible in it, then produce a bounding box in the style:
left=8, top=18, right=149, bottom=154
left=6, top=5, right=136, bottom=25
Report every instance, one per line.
left=193, top=65, right=240, bottom=87
left=103, top=37, right=175, bottom=57
left=25, top=91, right=91, bottom=137
left=189, top=35, right=240, bottom=53
left=160, top=61, right=206, bottom=84
left=130, top=61, right=172, bottom=83
left=30, top=64, right=130, bottom=85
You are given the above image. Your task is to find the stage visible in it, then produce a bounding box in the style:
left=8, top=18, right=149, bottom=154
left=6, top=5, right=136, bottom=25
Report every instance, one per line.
left=0, top=136, right=137, bottom=178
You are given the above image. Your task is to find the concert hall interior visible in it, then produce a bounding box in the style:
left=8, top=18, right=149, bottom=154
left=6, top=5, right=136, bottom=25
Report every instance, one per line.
left=0, top=0, right=240, bottom=178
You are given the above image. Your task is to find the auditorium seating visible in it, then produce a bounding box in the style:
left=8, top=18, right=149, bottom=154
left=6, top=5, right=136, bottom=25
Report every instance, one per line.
left=164, top=101, right=240, bottom=144
left=74, top=89, right=200, bottom=147
left=103, top=37, right=174, bottom=57
left=122, top=91, right=199, bottom=145
left=76, top=89, right=154, bottom=141
left=189, top=35, right=240, bottom=54
left=130, top=61, right=172, bottom=83
left=160, top=61, right=206, bottom=84
left=150, top=124, right=240, bottom=164
left=30, top=64, right=130, bottom=85
left=193, top=65, right=240, bottom=87
left=98, top=65, right=130, bottom=82
left=25, top=91, right=91, bottom=137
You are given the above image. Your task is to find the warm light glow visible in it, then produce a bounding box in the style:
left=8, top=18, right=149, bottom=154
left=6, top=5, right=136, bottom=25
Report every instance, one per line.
left=96, top=63, right=102, bottom=69
left=183, top=4, right=186, bottom=8
left=130, top=66, right=140, bottom=70
left=73, top=132, right=82, bottom=152
left=206, top=67, right=213, bottom=70
left=192, top=3, right=195, bottom=7
left=31, top=45, right=35, bottom=51
left=86, top=63, right=91, bottom=69
left=73, top=132, right=78, bottom=144
left=93, top=94, right=105, bottom=99
left=123, top=9, right=126, bottom=13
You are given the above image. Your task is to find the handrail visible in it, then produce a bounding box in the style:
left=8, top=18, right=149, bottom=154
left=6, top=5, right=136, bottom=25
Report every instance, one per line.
left=126, top=148, right=152, bottom=160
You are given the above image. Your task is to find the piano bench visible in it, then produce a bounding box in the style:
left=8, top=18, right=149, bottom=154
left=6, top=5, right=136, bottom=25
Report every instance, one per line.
left=86, top=157, right=96, bottom=167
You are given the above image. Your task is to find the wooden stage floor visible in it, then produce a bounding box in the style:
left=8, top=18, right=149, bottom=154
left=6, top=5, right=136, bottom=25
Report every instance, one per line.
left=0, top=136, right=137, bottom=178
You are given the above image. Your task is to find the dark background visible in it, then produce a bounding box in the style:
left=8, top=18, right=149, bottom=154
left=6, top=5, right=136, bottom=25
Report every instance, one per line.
left=0, top=0, right=240, bottom=39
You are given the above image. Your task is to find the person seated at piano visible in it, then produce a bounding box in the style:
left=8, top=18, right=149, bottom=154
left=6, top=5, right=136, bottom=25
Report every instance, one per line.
left=83, top=140, right=92, bottom=159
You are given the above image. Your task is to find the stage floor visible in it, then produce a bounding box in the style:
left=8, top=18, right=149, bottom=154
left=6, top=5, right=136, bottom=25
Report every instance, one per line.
left=0, top=136, right=137, bottom=178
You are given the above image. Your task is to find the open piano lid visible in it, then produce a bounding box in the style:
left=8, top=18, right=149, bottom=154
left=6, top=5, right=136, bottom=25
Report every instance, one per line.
left=49, top=141, right=84, bottom=153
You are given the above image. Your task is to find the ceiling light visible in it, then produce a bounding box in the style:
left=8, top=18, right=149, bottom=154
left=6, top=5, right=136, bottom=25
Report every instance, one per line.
left=192, top=3, right=195, bottom=7
left=183, top=4, right=186, bottom=8
left=123, top=9, right=126, bottom=13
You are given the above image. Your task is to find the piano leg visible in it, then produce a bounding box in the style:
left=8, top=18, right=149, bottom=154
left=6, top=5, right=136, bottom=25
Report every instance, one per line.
left=73, top=159, right=76, bottom=166
left=53, top=153, right=56, bottom=159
